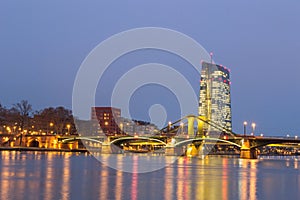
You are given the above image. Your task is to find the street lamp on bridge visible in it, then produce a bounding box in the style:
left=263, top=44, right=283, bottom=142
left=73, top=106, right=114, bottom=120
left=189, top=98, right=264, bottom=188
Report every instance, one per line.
left=168, top=121, right=172, bottom=132
left=251, top=123, right=256, bottom=136
left=180, top=122, right=184, bottom=135
left=243, top=121, right=247, bottom=137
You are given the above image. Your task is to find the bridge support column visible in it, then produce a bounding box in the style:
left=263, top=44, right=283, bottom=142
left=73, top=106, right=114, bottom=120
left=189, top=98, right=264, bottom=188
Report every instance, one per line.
left=197, top=142, right=207, bottom=158
left=240, top=139, right=257, bottom=159
left=197, top=116, right=206, bottom=137
left=165, top=146, right=176, bottom=156
left=186, top=144, right=198, bottom=157
left=101, top=142, right=111, bottom=154
left=165, top=144, right=184, bottom=156
left=240, top=149, right=257, bottom=159
left=187, top=117, right=195, bottom=138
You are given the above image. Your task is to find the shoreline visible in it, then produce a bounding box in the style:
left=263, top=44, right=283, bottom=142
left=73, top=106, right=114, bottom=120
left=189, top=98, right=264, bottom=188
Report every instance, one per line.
left=1, top=147, right=300, bottom=157
left=0, top=147, right=88, bottom=153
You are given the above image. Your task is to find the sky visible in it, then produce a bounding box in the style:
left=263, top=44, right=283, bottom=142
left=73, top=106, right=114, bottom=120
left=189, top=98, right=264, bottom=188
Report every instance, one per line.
left=1, top=1, right=300, bottom=136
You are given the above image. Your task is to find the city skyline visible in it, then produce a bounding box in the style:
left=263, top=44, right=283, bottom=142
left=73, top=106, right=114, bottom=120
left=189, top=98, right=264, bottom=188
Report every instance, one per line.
left=2, top=2, right=300, bottom=200
left=1, top=1, right=300, bottom=136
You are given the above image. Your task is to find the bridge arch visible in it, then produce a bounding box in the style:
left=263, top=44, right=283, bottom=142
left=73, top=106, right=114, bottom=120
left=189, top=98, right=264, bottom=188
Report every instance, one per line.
left=61, top=137, right=103, bottom=144
left=250, top=140, right=299, bottom=149
left=174, top=137, right=241, bottom=148
left=110, top=136, right=167, bottom=146
left=27, top=138, right=41, bottom=147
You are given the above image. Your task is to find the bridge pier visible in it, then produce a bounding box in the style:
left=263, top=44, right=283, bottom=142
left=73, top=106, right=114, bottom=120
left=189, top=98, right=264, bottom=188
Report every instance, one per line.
left=240, top=148, right=257, bottom=159
left=165, top=145, right=185, bottom=156
left=187, top=117, right=195, bottom=138
left=186, top=144, right=198, bottom=157
left=240, top=139, right=257, bottom=159
left=165, top=146, right=176, bottom=156
left=101, top=142, right=111, bottom=154
left=197, top=142, right=207, bottom=158
left=197, top=116, right=206, bottom=137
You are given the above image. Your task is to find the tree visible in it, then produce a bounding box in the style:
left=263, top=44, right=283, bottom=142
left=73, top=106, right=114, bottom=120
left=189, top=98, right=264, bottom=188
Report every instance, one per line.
left=33, top=106, right=75, bottom=135
left=0, top=102, right=5, bottom=128
left=13, top=100, right=32, bottom=130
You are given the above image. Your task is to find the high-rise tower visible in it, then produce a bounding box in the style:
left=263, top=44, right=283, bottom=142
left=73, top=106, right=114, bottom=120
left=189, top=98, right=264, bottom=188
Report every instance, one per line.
left=198, top=62, right=232, bottom=134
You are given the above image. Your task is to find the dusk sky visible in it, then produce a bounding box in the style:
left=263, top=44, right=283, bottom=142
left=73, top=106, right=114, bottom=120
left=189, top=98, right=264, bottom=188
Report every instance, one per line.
left=1, top=1, right=300, bottom=136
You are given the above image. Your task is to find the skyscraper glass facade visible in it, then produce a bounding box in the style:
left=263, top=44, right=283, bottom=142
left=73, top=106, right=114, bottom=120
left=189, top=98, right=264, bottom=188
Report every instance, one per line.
left=199, top=62, right=232, bottom=134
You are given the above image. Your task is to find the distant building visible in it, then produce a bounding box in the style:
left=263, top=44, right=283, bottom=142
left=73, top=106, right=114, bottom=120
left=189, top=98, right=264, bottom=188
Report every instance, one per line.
left=198, top=62, right=232, bottom=134
left=118, top=117, right=159, bottom=136
left=91, top=107, right=159, bottom=136
left=91, top=107, right=121, bottom=135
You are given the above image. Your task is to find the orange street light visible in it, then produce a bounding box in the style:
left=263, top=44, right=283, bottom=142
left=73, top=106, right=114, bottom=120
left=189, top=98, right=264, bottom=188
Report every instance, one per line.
left=66, top=124, right=71, bottom=135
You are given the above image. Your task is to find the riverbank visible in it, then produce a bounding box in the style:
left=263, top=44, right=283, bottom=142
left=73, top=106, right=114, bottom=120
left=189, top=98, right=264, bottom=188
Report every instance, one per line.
left=1, top=147, right=299, bottom=157
left=0, top=147, right=88, bottom=153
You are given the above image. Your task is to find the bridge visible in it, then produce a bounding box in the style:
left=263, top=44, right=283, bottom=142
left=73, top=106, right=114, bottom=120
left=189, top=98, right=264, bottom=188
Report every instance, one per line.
left=49, top=115, right=300, bottom=159
left=160, top=115, right=300, bottom=159
left=1, top=115, right=300, bottom=159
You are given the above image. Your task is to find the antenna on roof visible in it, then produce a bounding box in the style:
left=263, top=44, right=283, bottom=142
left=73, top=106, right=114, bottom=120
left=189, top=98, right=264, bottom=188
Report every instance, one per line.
left=209, top=52, right=213, bottom=64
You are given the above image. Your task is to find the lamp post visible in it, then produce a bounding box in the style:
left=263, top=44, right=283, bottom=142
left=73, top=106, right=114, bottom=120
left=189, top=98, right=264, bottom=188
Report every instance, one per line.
left=251, top=123, right=256, bottom=136
left=66, top=124, right=71, bottom=135
left=210, top=52, right=213, bottom=63
left=120, top=123, right=123, bottom=135
left=243, top=121, right=247, bottom=137
left=180, top=122, right=184, bottom=135
left=168, top=121, right=172, bottom=132
left=49, top=122, right=54, bottom=134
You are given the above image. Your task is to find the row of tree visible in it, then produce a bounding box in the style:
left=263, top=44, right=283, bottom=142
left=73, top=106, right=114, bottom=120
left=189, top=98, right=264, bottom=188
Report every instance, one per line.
left=0, top=100, right=75, bottom=135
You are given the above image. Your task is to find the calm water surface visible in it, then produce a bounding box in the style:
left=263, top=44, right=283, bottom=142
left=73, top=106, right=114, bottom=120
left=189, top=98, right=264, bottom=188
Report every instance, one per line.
left=1, top=151, right=300, bottom=200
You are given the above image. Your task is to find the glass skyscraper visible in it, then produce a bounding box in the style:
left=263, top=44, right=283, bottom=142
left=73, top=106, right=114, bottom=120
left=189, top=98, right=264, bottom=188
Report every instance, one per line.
left=198, top=61, right=232, bottom=135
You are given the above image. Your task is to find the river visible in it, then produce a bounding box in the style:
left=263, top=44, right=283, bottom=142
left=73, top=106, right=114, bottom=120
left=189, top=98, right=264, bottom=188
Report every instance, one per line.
left=1, top=151, right=300, bottom=200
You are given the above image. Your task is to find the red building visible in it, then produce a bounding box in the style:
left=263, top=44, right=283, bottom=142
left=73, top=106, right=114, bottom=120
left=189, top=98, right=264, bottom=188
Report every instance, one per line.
left=91, top=107, right=121, bottom=136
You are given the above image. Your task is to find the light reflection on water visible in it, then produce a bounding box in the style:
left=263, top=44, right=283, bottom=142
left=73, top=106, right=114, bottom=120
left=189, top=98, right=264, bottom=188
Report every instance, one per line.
left=1, top=152, right=300, bottom=200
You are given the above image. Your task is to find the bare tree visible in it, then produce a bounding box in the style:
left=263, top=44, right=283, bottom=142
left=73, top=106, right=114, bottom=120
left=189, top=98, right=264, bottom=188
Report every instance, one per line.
left=33, top=106, right=75, bottom=135
left=13, top=100, right=32, bottom=130
left=0, top=102, right=4, bottom=127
